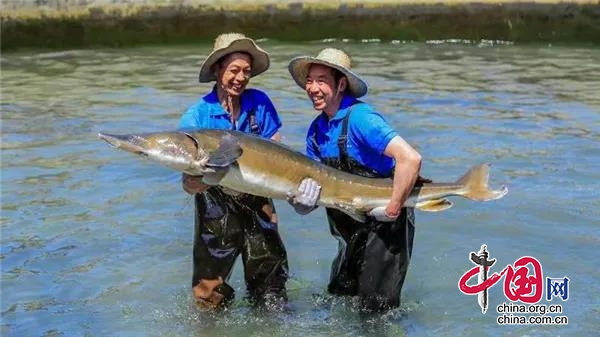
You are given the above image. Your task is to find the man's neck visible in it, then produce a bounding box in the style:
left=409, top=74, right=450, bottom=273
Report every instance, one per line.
left=324, top=108, right=338, bottom=119
left=323, top=95, right=344, bottom=119
left=216, top=86, right=241, bottom=119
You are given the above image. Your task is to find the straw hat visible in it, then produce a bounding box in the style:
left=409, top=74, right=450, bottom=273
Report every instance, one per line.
left=288, top=48, right=367, bottom=98
left=198, top=33, right=270, bottom=83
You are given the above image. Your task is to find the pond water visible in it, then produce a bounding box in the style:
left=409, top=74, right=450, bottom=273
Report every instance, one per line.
left=1, top=40, right=599, bottom=337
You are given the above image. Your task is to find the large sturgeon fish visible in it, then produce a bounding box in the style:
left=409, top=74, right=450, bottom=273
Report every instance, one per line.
left=98, top=129, right=507, bottom=220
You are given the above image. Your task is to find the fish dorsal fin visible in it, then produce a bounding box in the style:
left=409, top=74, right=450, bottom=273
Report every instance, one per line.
left=206, top=134, right=243, bottom=167
left=416, top=198, right=454, bottom=212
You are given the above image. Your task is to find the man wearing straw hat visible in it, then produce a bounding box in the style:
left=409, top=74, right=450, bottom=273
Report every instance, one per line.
left=287, top=48, right=423, bottom=311
left=179, top=33, right=288, bottom=310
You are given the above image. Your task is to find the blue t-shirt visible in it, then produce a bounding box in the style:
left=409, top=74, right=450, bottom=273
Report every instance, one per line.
left=179, top=87, right=282, bottom=139
left=306, top=94, right=398, bottom=175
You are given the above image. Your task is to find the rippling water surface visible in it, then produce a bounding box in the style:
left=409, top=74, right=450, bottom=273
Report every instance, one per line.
left=2, top=40, right=599, bottom=337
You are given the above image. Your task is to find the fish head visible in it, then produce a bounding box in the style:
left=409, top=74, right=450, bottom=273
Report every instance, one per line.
left=98, top=131, right=208, bottom=174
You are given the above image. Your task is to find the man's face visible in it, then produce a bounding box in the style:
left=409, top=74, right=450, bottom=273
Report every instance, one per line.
left=216, top=52, right=252, bottom=96
left=305, top=64, right=344, bottom=112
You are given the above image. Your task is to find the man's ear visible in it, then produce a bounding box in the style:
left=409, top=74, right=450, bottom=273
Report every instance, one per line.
left=337, top=77, right=347, bottom=93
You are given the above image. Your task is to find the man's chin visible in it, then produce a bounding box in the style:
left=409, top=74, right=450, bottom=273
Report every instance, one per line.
left=227, top=87, right=245, bottom=96
left=313, top=103, right=326, bottom=111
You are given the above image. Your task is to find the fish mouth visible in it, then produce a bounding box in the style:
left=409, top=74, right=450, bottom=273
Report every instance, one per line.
left=98, top=133, right=148, bottom=156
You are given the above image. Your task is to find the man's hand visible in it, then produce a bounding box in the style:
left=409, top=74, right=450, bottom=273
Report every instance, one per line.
left=367, top=206, right=399, bottom=222
left=182, top=173, right=209, bottom=194
left=287, top=178, right=321, bottom=215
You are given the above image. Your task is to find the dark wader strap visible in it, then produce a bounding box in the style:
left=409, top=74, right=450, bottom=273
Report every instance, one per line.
left=310, top=106, right=354, bottom=163
left=245, top=108, right=288, bottom=298
left=310, top=124, right=321, bottom=159
left=334, top=106, right=381, bottom=176
left=337, top=107, right=352, bottom=172
left=249, top=109, right=261, bottom=135
left=247, top=108, right=274, bottom=212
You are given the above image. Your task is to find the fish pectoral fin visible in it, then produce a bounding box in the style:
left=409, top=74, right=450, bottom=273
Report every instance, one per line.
left=206, top=134, right=243, bottom=167
left=334, top=202, right=367, bottom=222
left=416, top=198, right=454, bottom=212
left=201, top=167, right=230, bottom=186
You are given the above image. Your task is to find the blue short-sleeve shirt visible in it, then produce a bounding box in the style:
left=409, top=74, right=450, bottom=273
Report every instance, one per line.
left=306, top=94, right=398, bottom=175
left=179, top=87, right=282, bottom=139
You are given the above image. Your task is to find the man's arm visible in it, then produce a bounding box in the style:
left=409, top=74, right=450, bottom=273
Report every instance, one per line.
left=352, top=108, right=422, bottom=220
left=383, top=136, right=422, bottom=217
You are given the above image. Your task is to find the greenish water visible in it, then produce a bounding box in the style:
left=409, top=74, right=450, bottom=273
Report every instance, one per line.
left=1, top=40, right=599, bottom=336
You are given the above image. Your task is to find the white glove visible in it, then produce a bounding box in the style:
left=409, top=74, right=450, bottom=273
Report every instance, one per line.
left=367, top=206, right=399, bottom=222
left=287, top=178, right=321, bottom=215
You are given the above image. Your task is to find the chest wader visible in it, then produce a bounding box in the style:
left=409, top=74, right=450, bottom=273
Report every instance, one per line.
left=192, top=109, right=288, bottom=308
left=310, top=107, right=415, bottom=312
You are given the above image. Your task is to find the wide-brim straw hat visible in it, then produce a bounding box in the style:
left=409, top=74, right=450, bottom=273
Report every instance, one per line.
left=198, top=33, right=270, bottom=83
left=288, top=48, right=367, bottom=98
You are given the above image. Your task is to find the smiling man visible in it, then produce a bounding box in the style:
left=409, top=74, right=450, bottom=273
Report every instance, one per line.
left=287, top=48, right=423, bottom=311
left=179, top=33, right=288, bottom=310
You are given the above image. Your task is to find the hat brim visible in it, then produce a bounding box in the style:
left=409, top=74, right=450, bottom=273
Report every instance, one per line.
left=198, top=38, right=270, bottom=83
left=288, top=56, right=368, bottom=98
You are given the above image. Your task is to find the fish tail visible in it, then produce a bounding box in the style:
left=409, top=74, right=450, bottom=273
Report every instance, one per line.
left=457, top=163, right=508, bottom=201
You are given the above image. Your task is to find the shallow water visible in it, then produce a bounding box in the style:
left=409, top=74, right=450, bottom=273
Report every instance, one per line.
left=1, top=40, right=599, bottom=337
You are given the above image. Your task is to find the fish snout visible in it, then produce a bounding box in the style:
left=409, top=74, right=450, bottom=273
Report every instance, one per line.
left=98, top=133, right=147, bottom=155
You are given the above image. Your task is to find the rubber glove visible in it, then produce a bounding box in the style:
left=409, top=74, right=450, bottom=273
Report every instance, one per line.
left=287, top=178, right=321, bottom=215
left=367, top=207, right=399, bottom=222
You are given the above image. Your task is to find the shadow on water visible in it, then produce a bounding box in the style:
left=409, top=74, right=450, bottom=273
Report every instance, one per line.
left=2, top=40, right=599, bottom=336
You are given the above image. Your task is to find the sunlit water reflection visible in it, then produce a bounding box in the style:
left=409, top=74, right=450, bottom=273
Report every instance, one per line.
left=2, top=41, right=599, bottom=337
